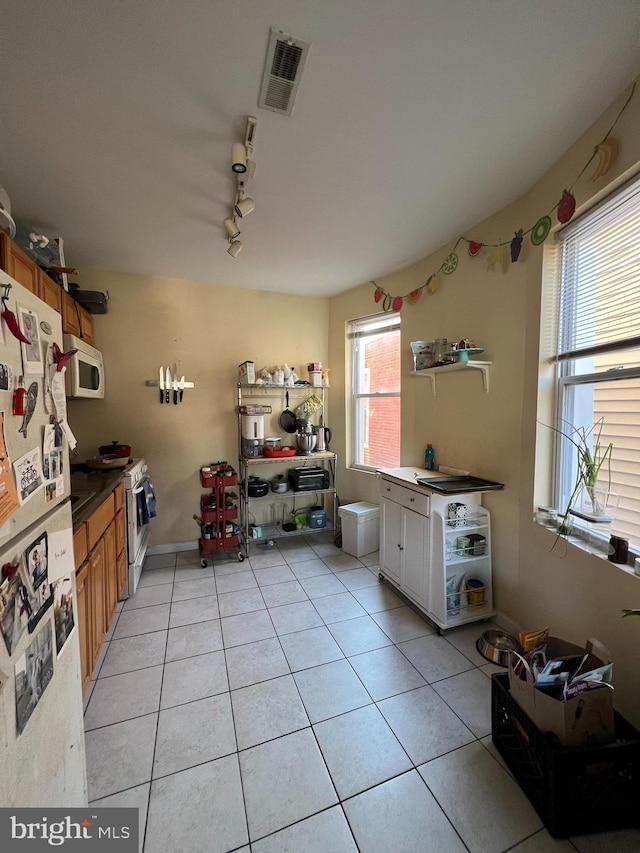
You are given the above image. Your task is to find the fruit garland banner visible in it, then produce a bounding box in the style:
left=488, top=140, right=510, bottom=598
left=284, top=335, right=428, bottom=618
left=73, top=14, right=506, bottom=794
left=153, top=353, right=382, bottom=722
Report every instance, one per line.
left=372, top=82, right=636, bottom=311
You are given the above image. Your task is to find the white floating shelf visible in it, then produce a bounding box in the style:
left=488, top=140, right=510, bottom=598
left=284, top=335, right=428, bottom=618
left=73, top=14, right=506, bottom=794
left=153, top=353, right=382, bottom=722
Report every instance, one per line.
left=411, top=360, right=492, bottom=395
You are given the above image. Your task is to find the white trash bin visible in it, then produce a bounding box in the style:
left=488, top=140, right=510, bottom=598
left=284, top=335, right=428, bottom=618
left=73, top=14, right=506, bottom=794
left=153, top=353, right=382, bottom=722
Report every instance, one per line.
left=338, top=502, right=380, bottom=557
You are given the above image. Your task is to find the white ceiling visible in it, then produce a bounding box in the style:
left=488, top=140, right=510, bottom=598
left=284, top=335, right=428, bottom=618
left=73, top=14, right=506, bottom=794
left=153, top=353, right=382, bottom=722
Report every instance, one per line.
left=2, top=2, right=639, bottom=296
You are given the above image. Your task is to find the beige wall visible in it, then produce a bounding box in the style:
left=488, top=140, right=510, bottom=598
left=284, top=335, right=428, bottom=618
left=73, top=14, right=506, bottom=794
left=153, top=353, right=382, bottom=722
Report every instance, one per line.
left=69, top=78, right=640, bottom=724
left=67, top=273, right=329, bottom=548
left=329, top=79, right=640, bottom=725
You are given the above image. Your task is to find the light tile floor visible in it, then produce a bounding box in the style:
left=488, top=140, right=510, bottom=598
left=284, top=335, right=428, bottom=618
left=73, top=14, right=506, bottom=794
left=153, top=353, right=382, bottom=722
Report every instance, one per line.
left=84, top=533, right=640, bottom=852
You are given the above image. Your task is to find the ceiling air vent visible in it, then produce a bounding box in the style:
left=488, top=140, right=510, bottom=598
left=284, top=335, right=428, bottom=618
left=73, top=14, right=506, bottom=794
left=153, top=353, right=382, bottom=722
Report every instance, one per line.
left=258, top=28, right=310, bottom=116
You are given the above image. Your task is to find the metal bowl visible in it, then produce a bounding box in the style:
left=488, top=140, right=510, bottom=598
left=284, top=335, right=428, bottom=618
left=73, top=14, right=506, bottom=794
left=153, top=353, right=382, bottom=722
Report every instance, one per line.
left=476, top=630, right=520, bottom=667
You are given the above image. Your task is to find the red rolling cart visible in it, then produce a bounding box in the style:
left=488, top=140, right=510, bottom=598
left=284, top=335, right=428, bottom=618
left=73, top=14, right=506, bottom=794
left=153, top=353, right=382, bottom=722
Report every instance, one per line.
left=199, top=463, right=244, bottom=566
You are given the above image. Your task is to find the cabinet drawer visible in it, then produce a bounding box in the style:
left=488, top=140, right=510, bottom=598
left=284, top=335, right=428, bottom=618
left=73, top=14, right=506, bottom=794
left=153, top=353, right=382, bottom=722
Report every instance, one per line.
left=380, top=480, right=429, bottom=515
left=73, top=523, right=88, bottom=570
left=87, top=493, right=115, bottom=550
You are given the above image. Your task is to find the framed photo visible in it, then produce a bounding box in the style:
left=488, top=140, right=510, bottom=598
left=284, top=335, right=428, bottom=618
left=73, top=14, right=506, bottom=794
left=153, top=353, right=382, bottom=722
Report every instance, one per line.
left=0, top=572, right=29, bottom=656
left=52, top=576, right=75, bottom=656
left=15, top=621, right=54, bottom=734
left=26, top=531, right=48, bottom=592
left=25, top=531, right=52, bottom=633
left=18, top=306, right=43, bottom=376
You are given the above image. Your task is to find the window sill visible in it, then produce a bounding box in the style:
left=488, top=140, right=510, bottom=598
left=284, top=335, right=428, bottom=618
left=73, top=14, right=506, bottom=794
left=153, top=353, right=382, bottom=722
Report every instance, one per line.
left=534, top=517, right=640, bottom=577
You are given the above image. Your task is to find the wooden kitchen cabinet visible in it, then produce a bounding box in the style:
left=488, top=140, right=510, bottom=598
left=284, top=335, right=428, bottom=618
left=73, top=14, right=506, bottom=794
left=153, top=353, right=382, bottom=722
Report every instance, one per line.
left=103, top=520, right=118, bottom=633
left=75, top=561, right=92, bottom=694
left=0, top=234, right=39, bottom=294
left=61, top=290, right=94, bottom=344
left=0, top=233, right=94, bottom=341
left=74, top=482, right=125, bottom=693
left=89, top=538, right=106, bottom=662
left=38, top=268, right=62, bottom=313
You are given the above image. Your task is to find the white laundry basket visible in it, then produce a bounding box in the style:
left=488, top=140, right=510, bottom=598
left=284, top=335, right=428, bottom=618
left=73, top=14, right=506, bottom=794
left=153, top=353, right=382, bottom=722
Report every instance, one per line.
left=338, top=502, right=380, bottom=557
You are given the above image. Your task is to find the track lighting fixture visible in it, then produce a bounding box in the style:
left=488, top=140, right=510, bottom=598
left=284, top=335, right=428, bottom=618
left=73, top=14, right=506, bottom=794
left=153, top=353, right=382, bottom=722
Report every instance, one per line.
left=224, top=116, right=257, bottom=258
left=234, top=197, right=255, bottom=218
left=224, top=217, right=241, bottom=239
left=231, top=143, right=247, bottom=174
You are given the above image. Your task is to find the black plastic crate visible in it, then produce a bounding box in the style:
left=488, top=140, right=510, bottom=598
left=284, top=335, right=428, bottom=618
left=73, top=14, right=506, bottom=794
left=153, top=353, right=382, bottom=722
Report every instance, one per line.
left=491, top=672, right=640, bottom=838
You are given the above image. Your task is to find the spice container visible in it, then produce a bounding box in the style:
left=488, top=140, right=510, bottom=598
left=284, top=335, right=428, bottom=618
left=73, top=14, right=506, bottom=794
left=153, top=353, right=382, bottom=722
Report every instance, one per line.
left=608, top=533, right=629, bottom=564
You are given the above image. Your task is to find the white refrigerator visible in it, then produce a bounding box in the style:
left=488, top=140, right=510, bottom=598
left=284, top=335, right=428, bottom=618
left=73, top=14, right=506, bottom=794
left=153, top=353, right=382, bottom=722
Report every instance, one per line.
left=0, top=270, right=87, bottom=806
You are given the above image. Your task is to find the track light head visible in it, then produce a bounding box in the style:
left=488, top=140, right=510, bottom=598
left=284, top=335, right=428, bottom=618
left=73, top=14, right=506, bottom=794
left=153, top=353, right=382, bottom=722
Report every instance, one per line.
left=234, top=197, right=255, bottom=218
left=224, top=217, right=240, bottom=239
left=227, top=239, right=243, bottom=258
left=231, top=143, right=247, bottom=174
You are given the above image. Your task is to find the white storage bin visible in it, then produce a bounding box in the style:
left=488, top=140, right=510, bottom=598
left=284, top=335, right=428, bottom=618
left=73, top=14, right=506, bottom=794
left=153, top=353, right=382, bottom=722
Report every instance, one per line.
left=338, top=502, right=380, bottom=557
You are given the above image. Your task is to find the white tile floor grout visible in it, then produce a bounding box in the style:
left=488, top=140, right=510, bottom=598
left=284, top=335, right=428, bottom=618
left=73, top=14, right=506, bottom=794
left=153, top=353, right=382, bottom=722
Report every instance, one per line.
left=83, top=534, right=640, bottom=852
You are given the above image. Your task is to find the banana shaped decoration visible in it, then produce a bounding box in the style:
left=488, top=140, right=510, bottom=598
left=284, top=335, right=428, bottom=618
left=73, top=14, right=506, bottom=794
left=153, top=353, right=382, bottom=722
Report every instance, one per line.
left=589, top=138, right=619, bottom=182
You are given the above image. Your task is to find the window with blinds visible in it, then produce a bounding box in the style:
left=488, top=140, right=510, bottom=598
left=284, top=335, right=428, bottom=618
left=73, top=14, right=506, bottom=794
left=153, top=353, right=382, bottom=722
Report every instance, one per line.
left=348, top=313, right=401, bottom=470
left=555, top=175, right=640, bottom=550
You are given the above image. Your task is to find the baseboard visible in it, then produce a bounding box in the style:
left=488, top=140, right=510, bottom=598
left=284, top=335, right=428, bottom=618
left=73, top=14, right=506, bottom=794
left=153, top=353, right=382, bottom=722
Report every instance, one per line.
left=147, top=540, right=198, bottom=555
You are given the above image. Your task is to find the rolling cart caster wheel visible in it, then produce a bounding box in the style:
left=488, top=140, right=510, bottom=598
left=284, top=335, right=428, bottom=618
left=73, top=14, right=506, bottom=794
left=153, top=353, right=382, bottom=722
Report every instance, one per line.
left=200, top=559, right=207, bottom=568
left=238, top=553, right=245, bottom=562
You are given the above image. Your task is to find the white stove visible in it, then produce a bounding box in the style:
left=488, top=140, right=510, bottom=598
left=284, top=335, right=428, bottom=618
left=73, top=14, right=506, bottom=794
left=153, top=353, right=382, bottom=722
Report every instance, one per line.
left=121, top=457, right=156, bottom=598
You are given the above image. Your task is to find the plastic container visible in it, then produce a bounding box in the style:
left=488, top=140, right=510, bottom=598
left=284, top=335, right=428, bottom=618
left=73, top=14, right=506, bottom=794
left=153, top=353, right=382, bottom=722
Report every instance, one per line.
left=491, top=672, right=640, bottom=838
left=338, top=502, right=380, bottom=557
left=424, top=443, right=436, bottom=470
left=308, top=507, right=327, bottom=529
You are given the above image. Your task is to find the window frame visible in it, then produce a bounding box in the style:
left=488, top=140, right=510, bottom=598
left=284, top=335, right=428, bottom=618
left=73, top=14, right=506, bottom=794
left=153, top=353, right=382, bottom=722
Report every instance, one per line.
left=348, top=312, right=401, bottom=472
left=548, top=174, right=640, bottom=555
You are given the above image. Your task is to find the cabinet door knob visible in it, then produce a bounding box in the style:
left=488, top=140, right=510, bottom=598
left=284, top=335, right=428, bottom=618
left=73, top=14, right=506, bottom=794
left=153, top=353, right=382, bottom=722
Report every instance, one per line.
left=409, top=497, right=415, bottom=502
left=386, top=486, right=391, bottom=492
left=399, top=545, right=404, bottom=551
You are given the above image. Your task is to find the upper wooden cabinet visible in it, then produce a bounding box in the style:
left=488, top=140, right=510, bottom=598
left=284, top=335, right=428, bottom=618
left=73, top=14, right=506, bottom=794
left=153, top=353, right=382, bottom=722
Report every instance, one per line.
left=38, top=268, right=62, bottom=313
left=0, top=234, right=39, bottom=295
left=0, top=233, right=94, bottom=343
left=61, top=290, right=94, bottom=345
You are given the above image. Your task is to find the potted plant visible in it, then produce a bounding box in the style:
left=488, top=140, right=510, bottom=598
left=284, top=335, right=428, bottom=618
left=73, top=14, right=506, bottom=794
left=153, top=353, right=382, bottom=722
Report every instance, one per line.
left=542, top=417, right=613, bottom=535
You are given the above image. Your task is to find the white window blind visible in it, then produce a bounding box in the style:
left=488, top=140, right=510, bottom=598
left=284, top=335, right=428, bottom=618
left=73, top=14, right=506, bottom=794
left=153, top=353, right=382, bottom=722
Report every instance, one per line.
left=555, top=175, right=640, bottom=550
left=558, top=178, right=640, bottom=362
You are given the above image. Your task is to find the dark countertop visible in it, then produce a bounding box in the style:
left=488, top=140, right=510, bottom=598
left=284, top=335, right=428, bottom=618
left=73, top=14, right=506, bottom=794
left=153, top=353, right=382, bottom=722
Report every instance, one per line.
left=70, top=470, right=123, bottom=528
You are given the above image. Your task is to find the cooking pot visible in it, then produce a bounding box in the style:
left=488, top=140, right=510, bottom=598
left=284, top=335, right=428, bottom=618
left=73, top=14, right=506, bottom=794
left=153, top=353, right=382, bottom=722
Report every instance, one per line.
left=247, top=476, right=269, bottom=498
left=270, top=474, right=289, bottom=493
left=99, top=441, right=132, bottom=458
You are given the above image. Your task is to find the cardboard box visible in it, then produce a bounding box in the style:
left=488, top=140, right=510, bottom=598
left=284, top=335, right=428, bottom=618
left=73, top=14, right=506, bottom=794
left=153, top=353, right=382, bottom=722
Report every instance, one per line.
left=239, top=361, right=255, bottom=384
left=508, top=637, right=615, bottom=747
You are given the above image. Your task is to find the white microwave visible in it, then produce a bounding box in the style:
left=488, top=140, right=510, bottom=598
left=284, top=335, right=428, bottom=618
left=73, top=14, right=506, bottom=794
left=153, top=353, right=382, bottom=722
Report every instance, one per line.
left=63, top=334, right=105, bottom=399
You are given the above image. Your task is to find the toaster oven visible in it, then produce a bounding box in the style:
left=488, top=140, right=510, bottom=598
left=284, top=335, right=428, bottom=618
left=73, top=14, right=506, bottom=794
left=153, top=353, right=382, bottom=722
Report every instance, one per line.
left=287, top=466, right=330, bottom=492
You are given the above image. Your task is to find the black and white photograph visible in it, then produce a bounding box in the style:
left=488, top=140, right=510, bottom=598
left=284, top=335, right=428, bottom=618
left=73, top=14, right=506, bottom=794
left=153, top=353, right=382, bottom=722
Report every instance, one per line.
left=18, top=306, right=43, bottom=375
left=0, top=572, right=29, bottom=656
left=13, top=447, right=44, bottom=505
left=24, top=531, right=53, bottom=632
left=26, top=531, right=48, bottom=590
left=0, top=362, right=12, bottom=391
left=52, top=575, right=75, bottom=656
left=14, top=621, right=54, bottom=735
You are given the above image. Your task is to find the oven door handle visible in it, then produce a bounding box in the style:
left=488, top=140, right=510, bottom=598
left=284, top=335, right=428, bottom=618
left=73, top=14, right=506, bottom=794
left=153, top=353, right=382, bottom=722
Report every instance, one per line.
left=132, top=485, right=145, bottom=495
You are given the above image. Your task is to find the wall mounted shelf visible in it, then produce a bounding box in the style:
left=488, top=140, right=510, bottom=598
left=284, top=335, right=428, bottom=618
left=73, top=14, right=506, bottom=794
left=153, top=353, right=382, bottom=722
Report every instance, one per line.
left=411, top=360, right=492, bottom=395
